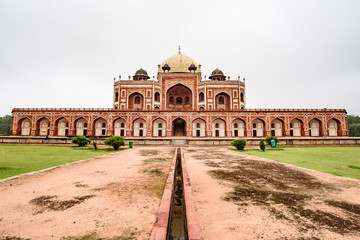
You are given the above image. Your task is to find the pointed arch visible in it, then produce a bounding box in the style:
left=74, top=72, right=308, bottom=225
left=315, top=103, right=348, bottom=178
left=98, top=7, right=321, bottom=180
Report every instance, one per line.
left=173, top=117, right=186, bottom=136
left=93, top=117, right=107, bottom=136
left=309, top=118, right=322, bottom=137
left=113, top=117, right=126, bottom=136
left=328, top=118, right=341, bottom=136
left=133, top=118, right=147, bottom=137
left=215, top=92, right=230, bottom=111
left=270, top=118, right=285, bottom=137
left=212, top=118, right=226, bottom=137
left=18, top=117, right=31, bottom=136
left=128, top=92, right=144, bottom=110
left=252, top=118, right=265, bottom=137
left=232, top=118, right=245, bottom=137
left=36, top=117, right=50, bottom=136
left=192, top=118, right=206, bottom=137
left=154, top=92, right=160, bottom=102
left=290, top=118, right=303, bottom=137
left=55, top=117, right=69, bottom=136
left=153, top=118, right=166, bottom=137
left=166, top=84, right=193, bottom=110
left=199, top=92, right=204, bottom=102
left=75, top=117, right=88, bottom=136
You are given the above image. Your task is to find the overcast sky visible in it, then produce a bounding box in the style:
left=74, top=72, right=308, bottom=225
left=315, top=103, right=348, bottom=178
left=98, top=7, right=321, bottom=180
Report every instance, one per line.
left=1, top=0, right=359, bottom=116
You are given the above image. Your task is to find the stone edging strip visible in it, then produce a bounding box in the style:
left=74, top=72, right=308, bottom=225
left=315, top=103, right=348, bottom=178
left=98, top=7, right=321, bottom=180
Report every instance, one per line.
left=180, top=148, right=204, bottom=240
left=150, top=147, right=177, bottom=239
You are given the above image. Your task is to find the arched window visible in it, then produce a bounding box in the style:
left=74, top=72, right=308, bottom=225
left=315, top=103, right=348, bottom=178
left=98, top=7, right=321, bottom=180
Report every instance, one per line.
left=234, top=123, right=238, bottom=128
left=121, top=123, right=125, bottom=128
left=184, top=96, right=189, bottom=104
left=240, top=92, right=244, bottom=102
left=135, top=96, right=141, bottom=104
left=158, top=123, right=162, bottom=128
left=196, top=123, right=200, bottom=128
left=253, top=123, right=256, bottom=128
left=115, top=92, right=119, bottom=102
left=215, top=123, right=219, bottom=128
left=199, top=92, right=204, bottom=102
left=154, top=92, right=160, bottom=102
left=102, top=123, right=106, bottom=128
left=140, top=123, right=143, bottom=128
left=176, top=97, right=183, bottom=105
left=271, top=123, right=275, bottom=128
left=218, top=96, right=224, bottom=104
left=290, top=123, right=293, bottom=128
left=170, top=96, right=174, bottom=104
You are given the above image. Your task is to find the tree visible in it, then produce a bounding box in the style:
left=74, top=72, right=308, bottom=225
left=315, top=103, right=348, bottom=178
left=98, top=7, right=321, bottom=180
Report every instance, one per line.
left=260, top=139, right=266, bottom=151
left=72, top=136, right=91, bottom=147
left=0, top=115, right=11, bottom=136
left=104, top=136, right=125, bottom=150
left=348, top=115, right=360, bottom=137
left=265, top=136, right=279, bottom=146
left=231, top=138, right=247, bottom=150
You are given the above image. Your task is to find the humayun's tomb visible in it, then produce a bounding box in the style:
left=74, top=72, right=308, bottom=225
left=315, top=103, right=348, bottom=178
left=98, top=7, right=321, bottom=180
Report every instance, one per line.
left=7, top=48, right=356, bottom=146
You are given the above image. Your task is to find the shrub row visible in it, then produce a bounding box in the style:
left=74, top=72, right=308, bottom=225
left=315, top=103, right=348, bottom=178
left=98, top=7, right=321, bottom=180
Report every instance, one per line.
left=231, top=136, right=279, bottom=151
left=72, top=136, right=125, bottom=150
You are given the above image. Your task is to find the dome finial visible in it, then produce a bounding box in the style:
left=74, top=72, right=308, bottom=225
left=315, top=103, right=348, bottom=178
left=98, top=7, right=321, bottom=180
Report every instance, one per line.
left=178, top=45, right=181, bottom=54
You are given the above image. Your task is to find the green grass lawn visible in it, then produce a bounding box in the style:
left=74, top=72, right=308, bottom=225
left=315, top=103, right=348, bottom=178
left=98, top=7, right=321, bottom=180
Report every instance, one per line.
left=231, top=146, right=360, bottom=180
left=0, top=145, right=127, bottom=180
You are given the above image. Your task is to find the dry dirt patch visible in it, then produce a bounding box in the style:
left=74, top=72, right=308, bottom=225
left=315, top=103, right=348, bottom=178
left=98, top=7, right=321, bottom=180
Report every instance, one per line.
left=185, top=147, right=360, bottom=240
left=0, top=147, right=173, bottom=240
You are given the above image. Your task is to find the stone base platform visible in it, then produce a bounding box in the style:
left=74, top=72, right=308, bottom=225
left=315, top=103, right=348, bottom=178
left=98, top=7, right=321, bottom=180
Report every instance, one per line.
left=1, top=136, right=360, bottom=146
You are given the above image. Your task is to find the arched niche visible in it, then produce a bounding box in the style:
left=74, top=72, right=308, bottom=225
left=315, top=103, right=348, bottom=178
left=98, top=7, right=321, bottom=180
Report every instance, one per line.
left=192, top=118, right=206, bottom=137
left=128, top=92, right=144, bottom=110
left=37, top=118, right=50, bottom=136
left=252, top=118, right=265, bottom=137
left=133, top=118, right=146, bottom=137
left=232, top=118, right=245, bottom=137
left=212, top=118, right=226, bottom=137
left=75, top=118, right=88, bottom=136
left=56, top=118, right=69, bottom=136
left=215, top=92, right=230, bottom=111
left=18, top=118, right=31, bottom=136
left=114, top=118, right=126, bottom=136
left=166, top=84, right=192, bottom=110
left=153, top=118, right=166, bottom=137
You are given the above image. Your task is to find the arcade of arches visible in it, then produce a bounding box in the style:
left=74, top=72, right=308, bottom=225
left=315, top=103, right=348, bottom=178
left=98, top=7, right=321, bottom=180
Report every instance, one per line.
left=13, top=115, right=347, bottom=138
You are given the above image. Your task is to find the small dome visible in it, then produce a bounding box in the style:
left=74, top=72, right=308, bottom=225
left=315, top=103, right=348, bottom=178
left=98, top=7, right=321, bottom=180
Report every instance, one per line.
left=135, top=68, right=148, bottom=76
left=209, top=68, right=226, bottom=81
left=211, top=68, right=224, bottom=76
left=133, top=68, right=150, bottom=80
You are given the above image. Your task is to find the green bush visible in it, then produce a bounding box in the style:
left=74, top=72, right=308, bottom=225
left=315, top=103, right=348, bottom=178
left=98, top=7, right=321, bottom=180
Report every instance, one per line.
left=104, top=136, right=125, bottom=150
left=72, top=136, right=91, bottom=147
left=265, top=136, right=279, bottom=145
left=260, top=139, right=266, bottom=152
left=231, top=138, right=247, bottom=150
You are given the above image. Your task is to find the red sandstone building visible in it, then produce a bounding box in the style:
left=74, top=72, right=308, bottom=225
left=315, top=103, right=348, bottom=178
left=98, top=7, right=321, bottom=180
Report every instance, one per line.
left=10, top=50, right=349, bottom=142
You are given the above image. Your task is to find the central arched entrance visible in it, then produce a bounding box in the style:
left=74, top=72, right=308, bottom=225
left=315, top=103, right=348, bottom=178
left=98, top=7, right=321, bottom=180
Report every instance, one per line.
left=173, top=118, right=186, bottom=136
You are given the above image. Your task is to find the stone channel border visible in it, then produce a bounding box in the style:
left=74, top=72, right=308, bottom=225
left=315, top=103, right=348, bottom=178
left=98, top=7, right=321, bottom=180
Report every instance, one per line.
left=150, top=147, right=204, bottom=240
